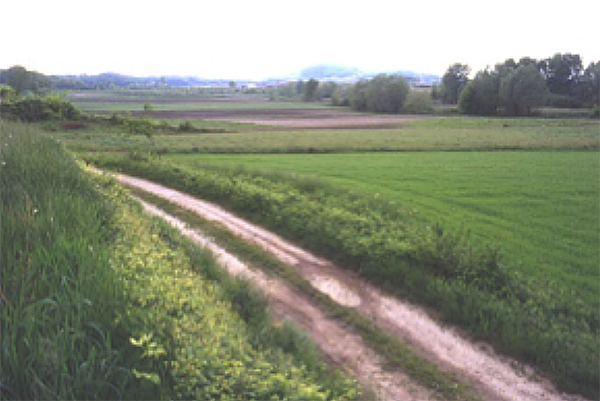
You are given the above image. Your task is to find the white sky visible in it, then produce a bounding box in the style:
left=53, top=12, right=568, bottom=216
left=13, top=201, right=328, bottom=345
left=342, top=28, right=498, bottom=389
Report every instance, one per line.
left=2, top=0, right=599, bottom=80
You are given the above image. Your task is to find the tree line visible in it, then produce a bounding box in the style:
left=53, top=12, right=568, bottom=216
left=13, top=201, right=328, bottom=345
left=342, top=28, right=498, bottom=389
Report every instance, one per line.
left=320, top=52, right=598, bottom=117
left=440, top=53, right=599, bottom=116
left=0, top=66, right=244, bottom=92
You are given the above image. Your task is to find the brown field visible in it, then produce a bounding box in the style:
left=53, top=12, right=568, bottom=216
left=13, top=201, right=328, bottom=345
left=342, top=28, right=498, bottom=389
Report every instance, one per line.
left=138, top=109, right=432, bottom=129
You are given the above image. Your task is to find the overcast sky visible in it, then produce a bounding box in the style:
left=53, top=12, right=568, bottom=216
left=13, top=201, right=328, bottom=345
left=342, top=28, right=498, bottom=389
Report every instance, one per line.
left=2, top=0, right=599, bottom=80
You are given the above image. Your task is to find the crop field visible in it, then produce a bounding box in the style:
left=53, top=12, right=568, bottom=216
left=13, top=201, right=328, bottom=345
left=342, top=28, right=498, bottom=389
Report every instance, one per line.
left=53, top=115, right=598, bottom=153
left=68, top=91, right=333, bottom=113
left=169, top=151, right=599, bottom=308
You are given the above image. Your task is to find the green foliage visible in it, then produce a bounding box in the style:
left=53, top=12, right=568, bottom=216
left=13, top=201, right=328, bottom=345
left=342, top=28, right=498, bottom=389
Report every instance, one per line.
left=541, top=53, right=584, bottom=96
left=349, top=74, right=409, bottom=113
left=0, top=84, right=17, bottom=101
left=112, top=192, right=361, bottom=401
left=441, top=63, right=470, bottom=104
left=403, top=90, right=434, bottom=114
left=499, top=64, right=548, bottom=116
left=0, top=65, right=48, bottom=95
left=303, top=78, right=320, bottom=102
left=330, top=84, right=352, bottom=106
left=0, top=121, right=361, bottom=400
left=0, top=95, right=80, bottom=122
left=87, top=155, right=599, bottom=399
left=456, top=53, right=599, bottom=113
left=458, top=70, right=500, bottom=115
left=0, top=122, right=138, bottom=399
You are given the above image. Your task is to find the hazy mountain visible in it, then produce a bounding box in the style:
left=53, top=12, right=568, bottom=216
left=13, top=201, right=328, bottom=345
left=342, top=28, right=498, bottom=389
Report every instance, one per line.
left=297, top=64, right=440, bottom=85
left=299, top=64, right=361, bottom=79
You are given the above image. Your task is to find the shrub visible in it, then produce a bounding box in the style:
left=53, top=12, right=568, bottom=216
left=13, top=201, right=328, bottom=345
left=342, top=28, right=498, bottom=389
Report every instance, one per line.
left=403, top=90, right=434, bottom=114
left=0, top=96, right=80, bottom=122
left=546, top=93, right=583, bottom=109
left=349, top=74, right=409, bottom=113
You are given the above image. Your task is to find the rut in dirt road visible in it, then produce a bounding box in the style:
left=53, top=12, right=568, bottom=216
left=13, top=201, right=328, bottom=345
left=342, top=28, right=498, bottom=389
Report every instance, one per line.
left=135, top=198, right=433, bottom=401
left=115, top=173, right=588, bottom=401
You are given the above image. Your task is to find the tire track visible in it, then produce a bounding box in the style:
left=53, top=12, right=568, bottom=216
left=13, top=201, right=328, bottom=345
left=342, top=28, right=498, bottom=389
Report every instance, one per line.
left=116, top=173, right=587, bottom=401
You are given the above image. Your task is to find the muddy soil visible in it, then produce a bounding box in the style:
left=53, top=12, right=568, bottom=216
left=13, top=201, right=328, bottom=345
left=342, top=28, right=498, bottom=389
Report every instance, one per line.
left=116, top=173, right=588, bottom=401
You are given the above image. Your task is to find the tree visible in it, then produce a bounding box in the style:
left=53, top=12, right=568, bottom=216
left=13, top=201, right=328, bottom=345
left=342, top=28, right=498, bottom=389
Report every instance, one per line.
left=0, top=84, right=16, bottom=102
left=540, top=53, right=583, bottom=96
left=0, top=65, right=48, bottom=95
left=458, top=70, right=500, bottom=115
left=349, top=80, right=368, bottom=111
left=579, top=61, right=599, bottom=107
left=1, top=66, right=32, bottom=95
left=331, top=84, right=352, bottom=106
left=303, top=78, right=320, bottom=102
left=365, top=74, right=409, bottom=113
left=403, top=90, right=434, bottom=114
left=296, top=80, right=305, bottom=96
left=499, top=64, right=547, bottom=116
left=349, top=74, right=409, bottom=113
left=440, top=63, right=470, bottom=104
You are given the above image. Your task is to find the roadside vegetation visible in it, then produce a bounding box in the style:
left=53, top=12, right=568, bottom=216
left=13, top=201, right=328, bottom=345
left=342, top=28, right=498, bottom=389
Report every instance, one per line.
left=84, top=153, right=599, bottom=399
left=174, top=151, right=598, bottom=309
left=0, top=122, right=362, bottom=400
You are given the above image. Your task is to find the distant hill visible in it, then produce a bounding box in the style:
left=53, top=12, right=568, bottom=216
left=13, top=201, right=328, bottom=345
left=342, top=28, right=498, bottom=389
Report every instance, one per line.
left=297, top=64, right=440, bottom=86
left=299, top=64, right=361, bottom=80
left=46, top=73, right=234, bottom=90
left=1, top=64, right=440, bottom=91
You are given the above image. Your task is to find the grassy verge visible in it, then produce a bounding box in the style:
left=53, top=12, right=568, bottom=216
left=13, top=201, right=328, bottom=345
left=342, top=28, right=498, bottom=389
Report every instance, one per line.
left=0, top=122, right=361, bottom=400
left=86, top=154, right=599, bottom=399
left=1, top=122, right=141, bottom=399
left=111, top=185, right=362, bottom=400
left=129, top=187, right=482, bottom=401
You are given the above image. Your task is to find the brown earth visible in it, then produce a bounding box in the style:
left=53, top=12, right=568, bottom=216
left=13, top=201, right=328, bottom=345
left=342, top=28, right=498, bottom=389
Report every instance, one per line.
left=113, top=173, right=588, bottom=401
left=140, top=109, right=432, bottom=129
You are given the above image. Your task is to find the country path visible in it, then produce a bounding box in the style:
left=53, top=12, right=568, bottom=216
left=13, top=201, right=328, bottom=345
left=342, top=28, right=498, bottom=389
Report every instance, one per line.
left=112, top=172, right=588, bottom=401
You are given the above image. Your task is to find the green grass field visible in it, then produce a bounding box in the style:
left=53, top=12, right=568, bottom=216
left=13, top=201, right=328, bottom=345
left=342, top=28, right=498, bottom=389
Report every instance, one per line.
left=168, top=151, right=599, bottom=308
left=53, top=117, right=599, bottom=153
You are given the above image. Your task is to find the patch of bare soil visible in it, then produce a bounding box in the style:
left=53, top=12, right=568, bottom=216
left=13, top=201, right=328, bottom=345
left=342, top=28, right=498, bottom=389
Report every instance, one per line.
left=140, top=109, right=432, bottom=129
left=116, top=173, right=588, bottom=401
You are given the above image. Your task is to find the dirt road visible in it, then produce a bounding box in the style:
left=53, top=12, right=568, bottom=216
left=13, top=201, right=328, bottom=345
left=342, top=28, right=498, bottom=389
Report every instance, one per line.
left=116, top=173, right=587, bottom=401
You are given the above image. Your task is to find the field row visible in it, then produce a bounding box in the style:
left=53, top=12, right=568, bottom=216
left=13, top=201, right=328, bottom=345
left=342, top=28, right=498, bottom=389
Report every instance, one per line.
left=54, top=116, right=600, bottom=153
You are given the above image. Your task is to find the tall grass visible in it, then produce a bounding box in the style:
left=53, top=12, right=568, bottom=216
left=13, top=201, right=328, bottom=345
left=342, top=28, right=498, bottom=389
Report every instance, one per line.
left=0, top=121, right=362, bottom=400
left=87, top=154, right=599, bottom=399
left=0, top=122, right=133, bottom=399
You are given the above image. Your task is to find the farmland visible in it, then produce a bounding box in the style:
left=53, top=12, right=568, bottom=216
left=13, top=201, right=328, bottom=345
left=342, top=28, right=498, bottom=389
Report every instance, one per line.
left=170, top=151, right=599, bottom=309
left=10, top=91, right=600, bottom=399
